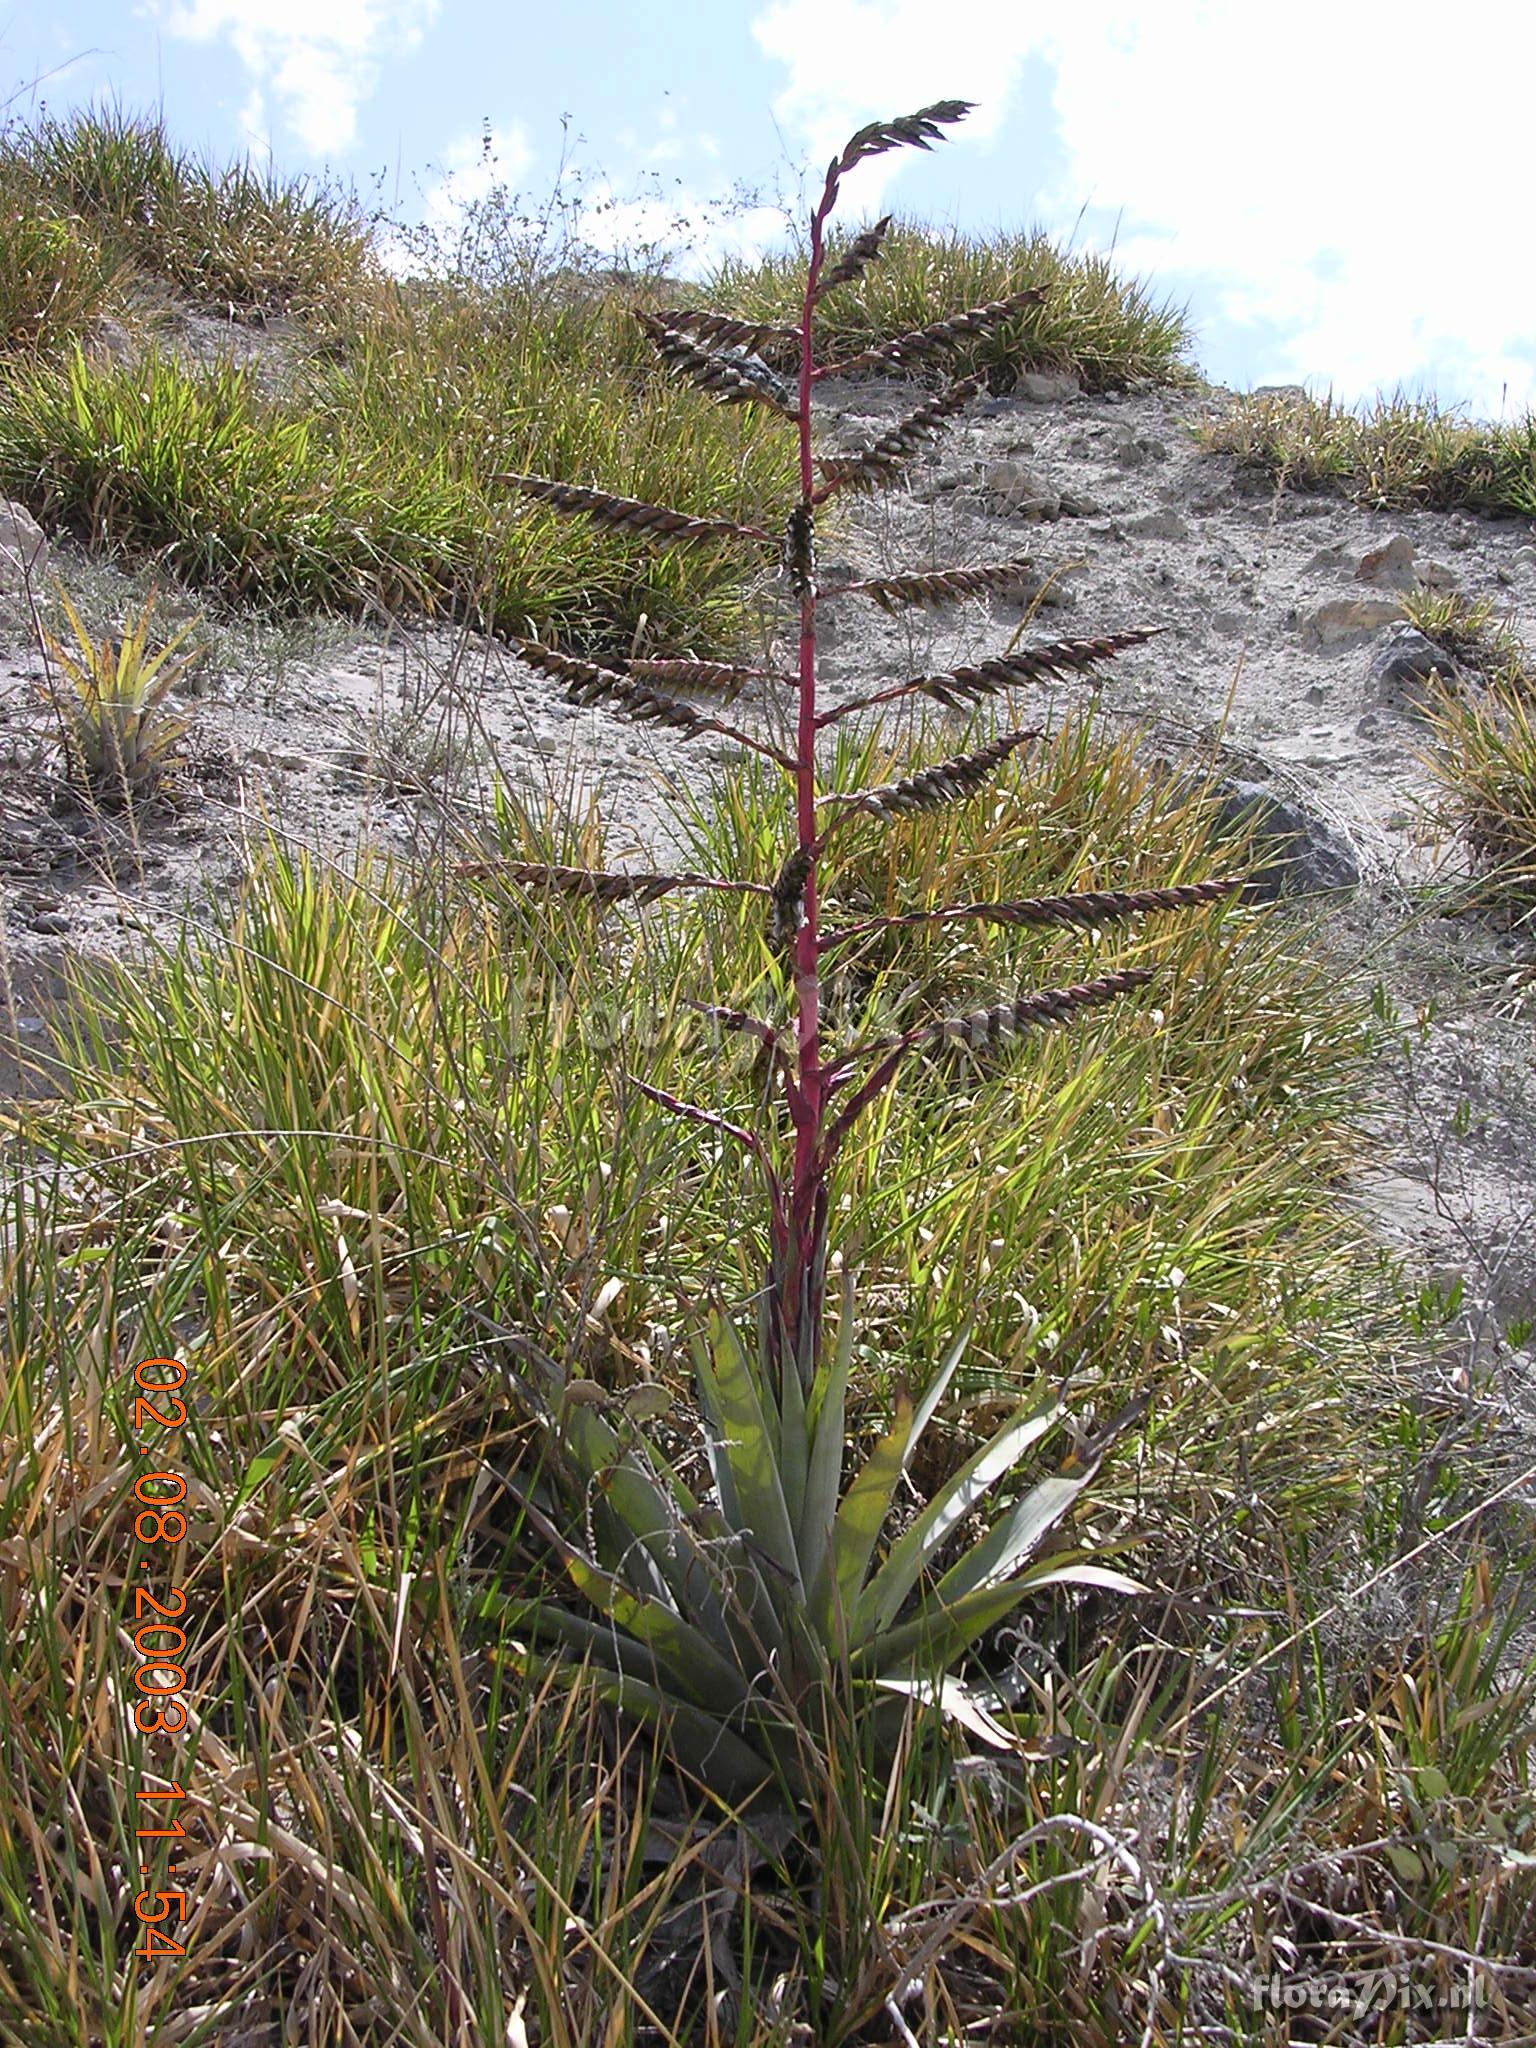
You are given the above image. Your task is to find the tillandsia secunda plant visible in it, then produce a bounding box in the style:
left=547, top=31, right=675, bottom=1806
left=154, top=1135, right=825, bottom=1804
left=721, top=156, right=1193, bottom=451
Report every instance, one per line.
left=34, top=583, right=201, bottom=806
left=477, top=102, right=1245, bottom=1810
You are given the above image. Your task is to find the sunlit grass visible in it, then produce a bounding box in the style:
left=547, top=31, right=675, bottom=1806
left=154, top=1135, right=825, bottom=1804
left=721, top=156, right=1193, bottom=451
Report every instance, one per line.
left=1200, top=387, right=1536, bottom=518
left=705, top=214, right=1193, bottom=394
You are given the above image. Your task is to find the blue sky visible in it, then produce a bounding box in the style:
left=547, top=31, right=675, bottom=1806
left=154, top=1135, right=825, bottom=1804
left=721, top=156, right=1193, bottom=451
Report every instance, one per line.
left=6, top=1, right=1533, bottom=423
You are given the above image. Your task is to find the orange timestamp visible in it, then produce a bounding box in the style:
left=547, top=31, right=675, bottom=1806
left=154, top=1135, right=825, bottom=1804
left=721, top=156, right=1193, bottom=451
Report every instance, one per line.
left=124, top=1355, right=199, bottom=1963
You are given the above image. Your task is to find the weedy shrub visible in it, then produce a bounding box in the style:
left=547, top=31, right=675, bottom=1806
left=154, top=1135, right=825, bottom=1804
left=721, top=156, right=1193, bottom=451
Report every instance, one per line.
left=484, top=98, right=1246, bottom=1927
left=33, top=582, right=201, bottom=806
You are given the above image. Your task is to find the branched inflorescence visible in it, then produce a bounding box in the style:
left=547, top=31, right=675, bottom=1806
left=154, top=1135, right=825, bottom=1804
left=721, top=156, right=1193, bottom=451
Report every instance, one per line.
left=490, top=125, right=1212, bottom=1360
left=482, top=95, right=1250, bottom=1820
left=815, top=378, right=981, bottom=494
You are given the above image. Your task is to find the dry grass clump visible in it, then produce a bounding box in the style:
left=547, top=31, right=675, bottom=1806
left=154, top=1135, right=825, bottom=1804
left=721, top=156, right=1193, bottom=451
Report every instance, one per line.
left=1397, top=591, right=1536, bottom=915
left=1, top=102, right=371, bottom=323
left=0, top=174, right=124, bottom=354
left=1200, top=387, right=1536, bottom=518
left=1421, top=676, right=1536, bottom=912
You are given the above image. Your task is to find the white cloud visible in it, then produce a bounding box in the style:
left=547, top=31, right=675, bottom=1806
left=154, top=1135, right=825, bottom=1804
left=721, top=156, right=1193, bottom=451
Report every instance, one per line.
left=752, top=0, right=1024, bottom=213
left=153, top=0, right=440, bottom=155
left=750, top=0, right=1536, bottom=418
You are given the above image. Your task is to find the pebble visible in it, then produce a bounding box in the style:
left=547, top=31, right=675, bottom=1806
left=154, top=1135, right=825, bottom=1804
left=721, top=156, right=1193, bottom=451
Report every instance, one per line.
left=981, top=460, right=1060, bottom=518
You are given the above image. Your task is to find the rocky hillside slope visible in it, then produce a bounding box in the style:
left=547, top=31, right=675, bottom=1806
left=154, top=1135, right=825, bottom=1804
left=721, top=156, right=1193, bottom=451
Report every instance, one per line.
left=2, top=364, right=1533, bottom=1411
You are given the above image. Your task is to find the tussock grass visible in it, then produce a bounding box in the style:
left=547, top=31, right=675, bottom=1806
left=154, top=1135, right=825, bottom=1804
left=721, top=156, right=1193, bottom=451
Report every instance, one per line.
left=1200, top=387, right=1536, bottom=518
left=0, top=180, right=123, bottom=354
left=707, top=215, right=1193, bottom=393
left=1397, top=591, right=1536, bottom=914
left=1421, top=675, right=1536, bottom=913
left=1, top=103, right=370, bottom=322
left=1402, top=585, right=1535, bottom=695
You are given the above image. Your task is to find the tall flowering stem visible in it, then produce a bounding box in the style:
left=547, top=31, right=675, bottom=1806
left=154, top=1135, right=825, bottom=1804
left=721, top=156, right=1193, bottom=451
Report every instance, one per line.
left=782, top=162, right=842, bottom=1361
left=482, top=95, right=1249, bottom=1838
left=492, top=94, right=1225, bottom=1401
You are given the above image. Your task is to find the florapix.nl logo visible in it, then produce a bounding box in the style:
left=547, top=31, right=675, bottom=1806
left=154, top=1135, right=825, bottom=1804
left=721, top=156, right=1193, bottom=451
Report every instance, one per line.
left=1249, top=1968, right=1491, bottom=2019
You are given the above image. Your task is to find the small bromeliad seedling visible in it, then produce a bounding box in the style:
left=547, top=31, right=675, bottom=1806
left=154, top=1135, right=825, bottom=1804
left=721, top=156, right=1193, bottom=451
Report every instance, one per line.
left=481, top=104, right=1244, bottom=1816
left=34, top=583, right=201, bottom=806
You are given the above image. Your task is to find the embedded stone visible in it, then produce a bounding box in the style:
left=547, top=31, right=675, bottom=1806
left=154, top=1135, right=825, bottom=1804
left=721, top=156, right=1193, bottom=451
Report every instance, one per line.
left=1300, top=595, right=1407, bottom=648
left=0, top=500, right=48, bottom=594
left=1014, top=369, right=1080, bottom=403
left=1366, top=624, right=1459, bottom=716
left=1208, top=780, right=1361, bottom=900
left=1354, top=535, right=1416, bottom=589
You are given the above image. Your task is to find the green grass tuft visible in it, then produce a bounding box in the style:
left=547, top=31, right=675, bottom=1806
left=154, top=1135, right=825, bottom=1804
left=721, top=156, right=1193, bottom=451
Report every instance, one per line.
left=0, top=315, right=796, bottom=650
left=705, top=214, right=1194, bottom=393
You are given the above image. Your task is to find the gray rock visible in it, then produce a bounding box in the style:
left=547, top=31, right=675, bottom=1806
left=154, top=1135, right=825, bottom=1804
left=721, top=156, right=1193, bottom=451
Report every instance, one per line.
left=1015, top=369, right=1080, bottom=404
left=0, top=501, right=48, bottom=594
left=1366, top=624, right=1458, bottom=716
left=1124, top=509, right=1190, bottom=542
left=1303, top=543, right=1354, bottom=576
left=85, top=315, right=134, bottom=365
left=1112, top=432, right=1168, bottom=470
left=1300, top=595, right=1407, bottom=648
left=1206, top=779, right=1361, bottom=900
left=981, top=460, right=1059, bottom=520
left=1354, top=535, right=1416, bottom=589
